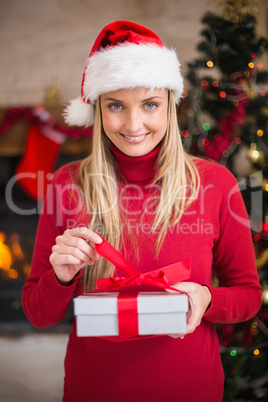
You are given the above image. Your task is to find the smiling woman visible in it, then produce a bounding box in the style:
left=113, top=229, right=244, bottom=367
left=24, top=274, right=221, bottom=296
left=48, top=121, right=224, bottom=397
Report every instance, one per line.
left=22, top=20, right=262, bottom=402
left=100, top=88, right=168, bottom=156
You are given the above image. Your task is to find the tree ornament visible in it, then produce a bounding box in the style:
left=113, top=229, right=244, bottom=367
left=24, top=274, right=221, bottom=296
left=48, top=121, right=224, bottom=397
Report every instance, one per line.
left=44, top=75, right=61, bottom=109
left=263, top=179, right=268, bottom=192
left=247, top=144, right=266, bottom=166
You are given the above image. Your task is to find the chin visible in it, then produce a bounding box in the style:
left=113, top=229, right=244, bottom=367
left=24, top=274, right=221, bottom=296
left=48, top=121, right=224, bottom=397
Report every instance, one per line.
left=121, top=147, right=152, bottom=157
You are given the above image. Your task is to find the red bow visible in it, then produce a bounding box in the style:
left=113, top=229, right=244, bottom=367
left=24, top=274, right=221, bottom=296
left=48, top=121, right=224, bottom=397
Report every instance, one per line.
left=94, top=235, right=191, bottom=293
left=86, top=236, right=191, bottom=338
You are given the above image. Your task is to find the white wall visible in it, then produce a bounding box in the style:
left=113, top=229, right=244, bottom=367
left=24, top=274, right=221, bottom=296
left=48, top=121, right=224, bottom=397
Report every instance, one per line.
left=0, top=0, right=223, bottom=106
left=1, top=0, right=267, bottom=107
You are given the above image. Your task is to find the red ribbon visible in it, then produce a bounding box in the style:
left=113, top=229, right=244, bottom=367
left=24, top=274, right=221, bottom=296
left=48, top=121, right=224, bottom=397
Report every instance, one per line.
left=117, top=293, right=139, bottom=338
left=88, top=236, right=191, bottom=338
left=94, top=236, right=191, bottom=293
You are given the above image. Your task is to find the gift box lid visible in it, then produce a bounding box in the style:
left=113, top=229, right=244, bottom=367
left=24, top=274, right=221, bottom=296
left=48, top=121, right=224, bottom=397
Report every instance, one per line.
left=74, top=292, right=188, bottom=315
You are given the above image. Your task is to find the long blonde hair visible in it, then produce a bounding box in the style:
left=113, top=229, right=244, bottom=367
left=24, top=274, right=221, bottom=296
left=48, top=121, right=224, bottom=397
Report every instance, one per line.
left=79, top=91, right=200, bottom=291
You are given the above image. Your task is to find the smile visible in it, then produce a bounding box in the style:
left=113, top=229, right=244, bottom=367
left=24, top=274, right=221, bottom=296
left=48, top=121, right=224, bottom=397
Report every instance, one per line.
left=120, top=133, right=150, bottom=142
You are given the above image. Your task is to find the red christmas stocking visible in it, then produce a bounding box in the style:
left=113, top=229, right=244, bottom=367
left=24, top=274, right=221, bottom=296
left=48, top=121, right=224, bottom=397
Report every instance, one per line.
left=15, top=124, right=65, bottom=201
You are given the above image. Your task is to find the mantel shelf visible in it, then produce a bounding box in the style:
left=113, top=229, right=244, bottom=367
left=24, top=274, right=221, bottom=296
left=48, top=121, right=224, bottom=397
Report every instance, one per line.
left=0, top=107, right=92, bottom=156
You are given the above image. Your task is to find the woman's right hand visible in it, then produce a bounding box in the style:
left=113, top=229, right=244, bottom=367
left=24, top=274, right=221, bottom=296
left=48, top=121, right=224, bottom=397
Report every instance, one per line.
left=49, top=227, right=103, bottom=286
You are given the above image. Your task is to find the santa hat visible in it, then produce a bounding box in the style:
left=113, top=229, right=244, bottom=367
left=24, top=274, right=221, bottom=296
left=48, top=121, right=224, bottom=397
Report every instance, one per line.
left=64, top=20, right=184, bottom=127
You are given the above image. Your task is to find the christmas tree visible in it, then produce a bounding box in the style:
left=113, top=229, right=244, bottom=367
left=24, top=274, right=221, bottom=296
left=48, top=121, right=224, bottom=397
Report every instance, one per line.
left=178, top=0, right=268, bottom=400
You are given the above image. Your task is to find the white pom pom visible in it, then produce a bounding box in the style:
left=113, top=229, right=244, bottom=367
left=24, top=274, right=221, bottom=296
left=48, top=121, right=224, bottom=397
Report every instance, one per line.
left=63, top=97, right=94, bottom=127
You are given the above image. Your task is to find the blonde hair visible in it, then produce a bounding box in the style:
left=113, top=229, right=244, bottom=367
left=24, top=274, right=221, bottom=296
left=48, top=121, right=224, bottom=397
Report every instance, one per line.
left=79, top=91, right=200, bottom=291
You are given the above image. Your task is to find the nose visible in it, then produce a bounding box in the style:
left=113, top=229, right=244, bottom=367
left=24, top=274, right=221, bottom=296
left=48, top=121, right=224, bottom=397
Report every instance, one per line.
left=124, top=109, right=143, bottom=133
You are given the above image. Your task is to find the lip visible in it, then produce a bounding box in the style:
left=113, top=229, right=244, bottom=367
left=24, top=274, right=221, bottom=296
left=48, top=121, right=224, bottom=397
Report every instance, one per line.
left=119, top=133, right=150, bottom=143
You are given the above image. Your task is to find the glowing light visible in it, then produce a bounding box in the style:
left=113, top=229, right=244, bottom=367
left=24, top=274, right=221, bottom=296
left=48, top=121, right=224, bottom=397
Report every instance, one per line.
left=182, top=91, right=188, bottom=97
left=251, top=149, right=260, bottom=159
left=202, top=138, right=209, bottom=146
left=244, top=71, right=250, bottom=78
left=23, top=263, right=31, bottom=277
left=220, top=91, right=226, bottom=98
left=254, top=234, right=260, bottom=242
left=10, top=234, right=24, bottom=260
left=0, top=233, right=12, bottom=272
left=250, top=53, right=255, bottom=58
left=248, top=62, right=254, bottom=68
left=253, top=349, right=260, bottom=356
left=185, top=109, right=193, bottom=117
left=8, top=269, right=18, bottom=279
left=181, top=130, right=189, bottom=138
left=230, top=350, right=237, bottom=357
left=257, top=130, right=263, bottom=137
left=258, top=63, right=263, bottom=69
left=260, top=90, right=266, bottom=97
left=212, top=81, right=219, bottom=87
left=265, top=184, right=268, bottom=192
left=251, top=322, right=257, bottom=328
left=202, top=123, right=210, bottom=131
left=235, top=137, right=241, bottom=144
left=263, top=223, right=268, bottom=232
left=201, top=80, right=208, bottom=87
left=207, top=60, right=214, bottom=67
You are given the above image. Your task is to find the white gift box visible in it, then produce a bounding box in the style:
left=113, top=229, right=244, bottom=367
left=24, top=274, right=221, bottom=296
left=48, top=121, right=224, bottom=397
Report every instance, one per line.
left=74, top=292, right=188, bottom=337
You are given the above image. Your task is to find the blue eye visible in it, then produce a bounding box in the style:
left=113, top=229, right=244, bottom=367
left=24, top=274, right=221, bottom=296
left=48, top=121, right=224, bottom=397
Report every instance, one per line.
left=145, top=102, right=157, bottom=110
left=110, top=104, right=122, bottom=111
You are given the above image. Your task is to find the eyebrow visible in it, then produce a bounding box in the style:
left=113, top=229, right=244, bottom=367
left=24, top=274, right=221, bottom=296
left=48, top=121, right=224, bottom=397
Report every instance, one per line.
left=102, top=96, right=163, bottom=102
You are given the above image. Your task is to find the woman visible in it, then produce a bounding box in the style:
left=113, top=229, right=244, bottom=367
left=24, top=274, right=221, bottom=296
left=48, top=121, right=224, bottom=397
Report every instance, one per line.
left=22, top=21, right=262, bottom=401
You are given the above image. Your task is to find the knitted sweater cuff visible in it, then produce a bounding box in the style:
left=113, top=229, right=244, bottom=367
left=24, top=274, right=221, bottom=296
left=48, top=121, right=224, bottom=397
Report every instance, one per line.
left=203, top=285, right=229, bottom=322
left=39, top=269, right=81, bottom=301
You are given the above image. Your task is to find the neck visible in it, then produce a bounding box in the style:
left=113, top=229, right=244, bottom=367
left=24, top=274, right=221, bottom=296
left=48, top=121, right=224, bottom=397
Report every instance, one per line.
left=109, top=143, right=162, bottom=183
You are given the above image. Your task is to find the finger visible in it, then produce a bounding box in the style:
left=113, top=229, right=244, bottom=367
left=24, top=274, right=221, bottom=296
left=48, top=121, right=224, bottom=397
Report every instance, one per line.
left=55, top=235, right=100, bottom=261
left=186, top=308, right=202, bottom=334
left=66, top=228, right=103, bottom=244
left=50, top=252, right=93, bottom=268
left=167, top=334, right=185, bottom=339
left=65, top=228, right=102, bottom=259
left=53, top=244, right=96, bottom=265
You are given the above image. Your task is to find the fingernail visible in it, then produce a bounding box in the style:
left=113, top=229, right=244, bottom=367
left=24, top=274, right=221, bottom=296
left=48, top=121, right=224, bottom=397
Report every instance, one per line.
left=95, top=233, right=103, bottom=244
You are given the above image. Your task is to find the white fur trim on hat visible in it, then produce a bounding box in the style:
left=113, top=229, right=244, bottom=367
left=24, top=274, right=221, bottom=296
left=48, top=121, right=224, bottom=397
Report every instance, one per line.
left=63, top=97, right=95, bottom=127
left=84, top=43, right=183, bottom=103
left=64, top=43, right=183, bottom=127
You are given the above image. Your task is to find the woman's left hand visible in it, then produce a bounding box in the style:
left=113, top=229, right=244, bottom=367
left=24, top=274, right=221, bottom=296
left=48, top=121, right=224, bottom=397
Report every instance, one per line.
left=167, top=282, right=212, bottom=339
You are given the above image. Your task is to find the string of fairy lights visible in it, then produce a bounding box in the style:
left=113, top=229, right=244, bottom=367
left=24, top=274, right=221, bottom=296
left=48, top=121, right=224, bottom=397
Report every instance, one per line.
left=220, top=316, right=268, bottom=356
left=179, top=0, right=268, bottom=362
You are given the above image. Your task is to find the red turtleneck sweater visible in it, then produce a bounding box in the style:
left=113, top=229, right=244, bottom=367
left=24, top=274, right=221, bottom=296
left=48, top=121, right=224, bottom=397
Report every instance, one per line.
left=22, top=145, right=261, bottom=402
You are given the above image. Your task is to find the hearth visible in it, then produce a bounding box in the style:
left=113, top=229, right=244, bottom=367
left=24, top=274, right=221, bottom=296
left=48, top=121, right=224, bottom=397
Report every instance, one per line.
left=0, top=153, right=85, bottom=328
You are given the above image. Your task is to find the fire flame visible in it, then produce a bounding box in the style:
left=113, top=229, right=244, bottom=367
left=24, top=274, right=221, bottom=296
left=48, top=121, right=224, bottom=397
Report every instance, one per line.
left=0, top=232, right=26, bottom=279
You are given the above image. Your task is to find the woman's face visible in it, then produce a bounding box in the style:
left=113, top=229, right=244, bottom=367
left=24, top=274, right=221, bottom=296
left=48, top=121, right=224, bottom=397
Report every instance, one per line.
left=100, top=88, right=168, bottom=157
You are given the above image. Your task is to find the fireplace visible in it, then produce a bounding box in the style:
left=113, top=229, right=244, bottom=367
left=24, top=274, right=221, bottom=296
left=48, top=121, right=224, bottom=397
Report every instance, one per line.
left=0, top=151, right=88, bottom=330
